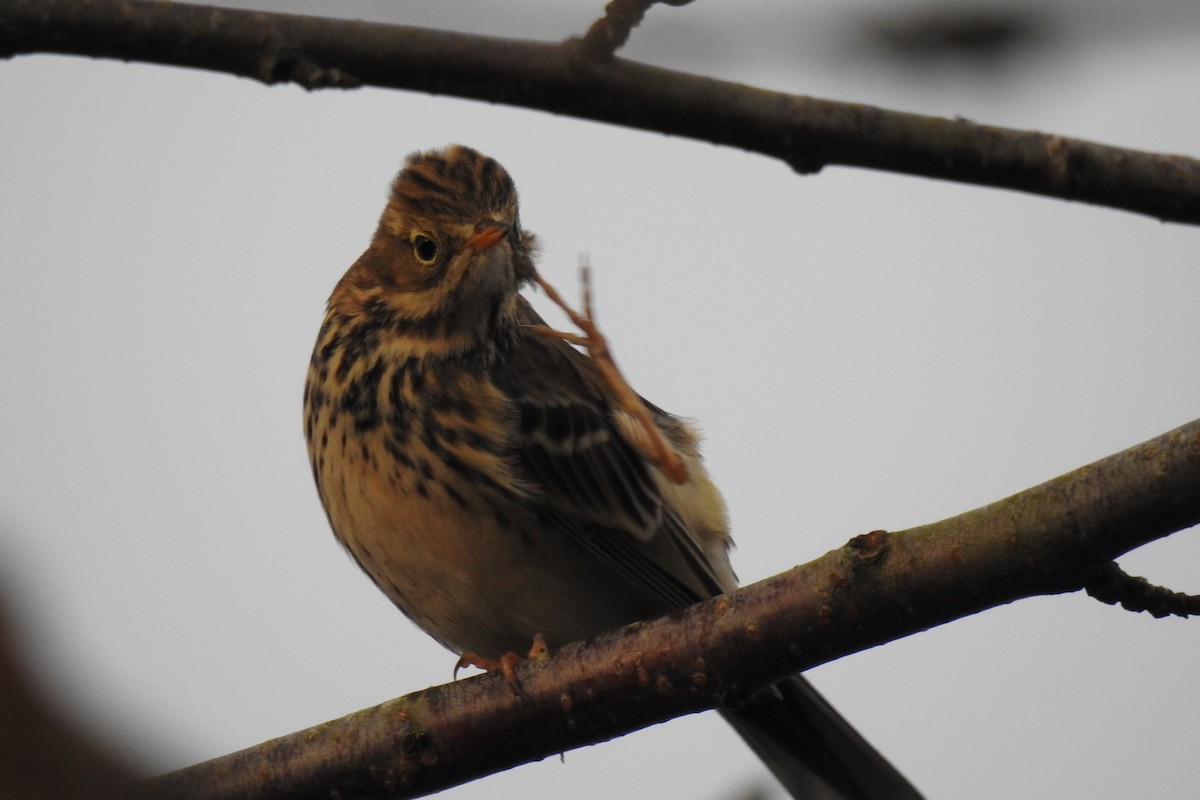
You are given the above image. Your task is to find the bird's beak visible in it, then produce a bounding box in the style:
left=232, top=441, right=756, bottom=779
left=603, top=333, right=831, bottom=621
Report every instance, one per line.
left=465, top=222, right=507, bottom=252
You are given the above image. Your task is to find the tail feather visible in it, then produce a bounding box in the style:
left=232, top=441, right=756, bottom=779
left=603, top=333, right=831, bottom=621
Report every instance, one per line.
left=720, top=674, right=921, bottom=800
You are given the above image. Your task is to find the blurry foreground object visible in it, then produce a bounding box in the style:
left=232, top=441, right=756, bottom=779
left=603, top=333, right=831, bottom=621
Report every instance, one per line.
left=0, top=580, right=151, bottom=800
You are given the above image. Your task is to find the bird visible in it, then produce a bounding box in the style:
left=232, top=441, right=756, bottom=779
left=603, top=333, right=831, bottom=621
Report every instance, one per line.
left=303, top=144, right=921, bottom=799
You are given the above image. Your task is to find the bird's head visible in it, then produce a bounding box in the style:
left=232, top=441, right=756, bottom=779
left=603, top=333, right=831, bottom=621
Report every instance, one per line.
left=332, top=145, right=538, bottom=353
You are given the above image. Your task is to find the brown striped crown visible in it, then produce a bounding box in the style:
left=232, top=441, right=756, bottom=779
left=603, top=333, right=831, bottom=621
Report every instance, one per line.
left=326, top=146, right=539, bottom=353
left=390, top=145, right=520, bottom=225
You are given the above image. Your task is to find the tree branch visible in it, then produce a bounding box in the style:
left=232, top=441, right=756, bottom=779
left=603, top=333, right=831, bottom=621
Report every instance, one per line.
left=148, top=417, right=1200, bottom=800
left=2, top=0, right=1199, bottom=224
left=1084, top=561, right=1200, bottom=617
left=577, top=0, right=656, bottom=61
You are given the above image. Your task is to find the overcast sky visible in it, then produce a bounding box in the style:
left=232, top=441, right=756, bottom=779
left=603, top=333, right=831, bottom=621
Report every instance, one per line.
left=2, top=2, right=1198, bottom=798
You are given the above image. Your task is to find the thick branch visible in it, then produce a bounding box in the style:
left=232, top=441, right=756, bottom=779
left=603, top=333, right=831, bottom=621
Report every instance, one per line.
left=2, top=0, right=1199, bottom=224
left=149, top=418, right=1200, bottom=800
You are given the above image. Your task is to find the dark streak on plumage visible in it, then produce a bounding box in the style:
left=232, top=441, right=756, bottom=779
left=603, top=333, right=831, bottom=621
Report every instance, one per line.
left=457, top=426, right=493, bottom=454
left=418, top=424, right=446, bottom=458
left=385, top=437, right=414, bottom=468
left=387, top=366, right=416, bottom=439
left=417, top=457, right=434, bottom=481
left=443, top=483, right=468, bottom=509
left=337, top=358, right=385, bottom=433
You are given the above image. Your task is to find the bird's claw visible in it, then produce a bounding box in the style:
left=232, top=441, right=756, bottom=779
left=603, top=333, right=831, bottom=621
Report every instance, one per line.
left=453, top=633, right=551, bottom=696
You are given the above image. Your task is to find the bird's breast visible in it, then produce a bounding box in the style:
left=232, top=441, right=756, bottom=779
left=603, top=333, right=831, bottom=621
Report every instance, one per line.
left=304, top=315, right=546, bottom=652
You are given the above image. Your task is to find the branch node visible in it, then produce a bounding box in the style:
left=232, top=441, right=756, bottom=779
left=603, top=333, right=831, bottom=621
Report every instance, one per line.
left=291, top=62, right=361, bottom=90
left=1084, top=561, right=1200, bottom=618
left=260, top=50, right=362, bottom=89
left=846, top=529, right=890, bottom=566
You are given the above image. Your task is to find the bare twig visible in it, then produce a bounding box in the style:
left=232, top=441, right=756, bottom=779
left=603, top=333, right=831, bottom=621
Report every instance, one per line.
left=2, top=0, right=1199, bottom=224
left=577, top=0, right=656, bottom=61
left=576, top=0, right=696, bottom=61
left=1085, top=561, right=1200, bottom=618
left=147, top=417, right=1200, bottom=800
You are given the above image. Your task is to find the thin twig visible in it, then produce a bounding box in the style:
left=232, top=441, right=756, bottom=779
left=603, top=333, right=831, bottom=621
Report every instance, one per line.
left=1085, top=561, right=1200, bottom=618
left=575, top=0, right=696, bottom=61
left=577, top=0, right=656, bottom=61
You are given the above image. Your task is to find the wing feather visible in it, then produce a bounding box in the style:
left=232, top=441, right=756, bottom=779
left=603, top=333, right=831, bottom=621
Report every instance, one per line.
left=492, top=298, right=733, bottom=608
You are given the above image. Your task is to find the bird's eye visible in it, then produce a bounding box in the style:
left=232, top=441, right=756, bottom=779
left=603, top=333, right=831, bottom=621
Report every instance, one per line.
left=411, top=234, right=439, bottom=265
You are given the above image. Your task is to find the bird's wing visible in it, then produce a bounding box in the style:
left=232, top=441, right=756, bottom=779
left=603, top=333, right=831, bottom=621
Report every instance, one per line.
left=490, top=297, right=733, bottom=608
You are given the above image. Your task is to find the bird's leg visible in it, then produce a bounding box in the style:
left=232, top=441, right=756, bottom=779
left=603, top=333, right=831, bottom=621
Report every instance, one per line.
left=529, top=265, right=690, bottom=485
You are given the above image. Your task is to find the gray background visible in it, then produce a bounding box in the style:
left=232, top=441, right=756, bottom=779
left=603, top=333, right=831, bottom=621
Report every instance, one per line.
left=2, top=1, right=1198, bottom=797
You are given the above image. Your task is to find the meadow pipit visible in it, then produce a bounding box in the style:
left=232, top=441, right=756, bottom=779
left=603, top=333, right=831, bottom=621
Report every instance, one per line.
left=303, top=145, right=920, bottom=799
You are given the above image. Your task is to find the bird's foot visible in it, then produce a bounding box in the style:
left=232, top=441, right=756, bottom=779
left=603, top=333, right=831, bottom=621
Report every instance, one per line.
left=529, top=263, right=690, bottom=484
left=453, top=634, right=551, bottom=694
